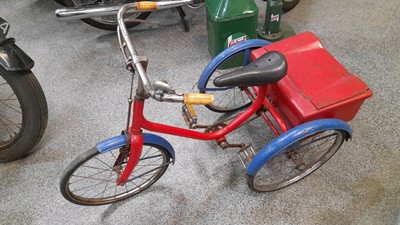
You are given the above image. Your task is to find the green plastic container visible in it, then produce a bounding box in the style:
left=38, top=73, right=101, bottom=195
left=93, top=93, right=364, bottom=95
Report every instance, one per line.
left=206, top=0, right=259, bottom=69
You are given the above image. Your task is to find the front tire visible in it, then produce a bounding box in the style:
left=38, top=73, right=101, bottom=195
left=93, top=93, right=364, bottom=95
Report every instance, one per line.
left=60, top=143, right=171, bottom=205
left=0, top=67, right=48, bottom=162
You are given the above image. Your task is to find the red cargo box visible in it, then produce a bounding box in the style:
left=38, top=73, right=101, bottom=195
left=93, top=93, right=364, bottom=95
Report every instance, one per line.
left=251, top=32, right=373, bottom=128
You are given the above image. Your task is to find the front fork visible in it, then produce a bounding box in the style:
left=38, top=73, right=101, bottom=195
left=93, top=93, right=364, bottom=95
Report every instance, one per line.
left=117, top=133, right=143, bottom=185
left=116, top=98, right=145, bottom=185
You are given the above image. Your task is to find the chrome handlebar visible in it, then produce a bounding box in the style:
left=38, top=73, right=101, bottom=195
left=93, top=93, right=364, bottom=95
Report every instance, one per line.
left=117, top=3, right=214, bottom=105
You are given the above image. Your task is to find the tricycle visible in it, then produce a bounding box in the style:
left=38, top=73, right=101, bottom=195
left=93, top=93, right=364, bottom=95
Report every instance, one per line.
left=59, top=3, right=371, bottom=205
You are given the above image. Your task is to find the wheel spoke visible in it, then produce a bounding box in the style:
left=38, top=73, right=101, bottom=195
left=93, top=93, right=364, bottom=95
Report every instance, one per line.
left=70, top=174, right=115, bottom=183
left=125, top=162, right=172, bottom=183
left=0, top=93, right=22, bottom=114
left=0, top=80, right=23, bottom=143
left=0, top=113, right=21, bottom=129
left=94, top=156, right=114, bottom=170
left=100, top=170, right=115, bottom=199
left=0, top=117, right=16, bottom=138
left=71, top=180, right=112, bottom=195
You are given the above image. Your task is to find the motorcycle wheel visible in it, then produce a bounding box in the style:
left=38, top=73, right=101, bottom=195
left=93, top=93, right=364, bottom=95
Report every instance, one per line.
left=0, top=67, right=48, bottom=162
left=63, top=0, right=151, bottom=31
left=283, top=0, right=300, bottom=12
left=54, top=0, right=66, bottom=6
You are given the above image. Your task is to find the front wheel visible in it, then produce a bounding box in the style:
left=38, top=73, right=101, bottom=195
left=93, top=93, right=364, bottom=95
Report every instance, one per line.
left=63, top=0, right=151, bottom=30
left=247, top=129, right=345, bottom=192
left=60, top=143, right=171, bottom=205
left=0, top=67, right=48, bottom=162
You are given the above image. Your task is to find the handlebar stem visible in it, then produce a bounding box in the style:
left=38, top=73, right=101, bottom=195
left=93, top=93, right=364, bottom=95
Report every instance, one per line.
left=118, top=4, right=154, bottom=96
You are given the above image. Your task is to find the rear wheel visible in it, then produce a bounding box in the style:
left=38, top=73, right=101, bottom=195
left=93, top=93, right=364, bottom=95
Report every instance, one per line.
left=247, top=129, right=345, bottom=192
left=64, top=0, right=151, bottom=30
left=200, top=42, right=270, bottom=113
left=60, top=143, right=171, bottom=205
left=0, top=67, right=48, bottom=162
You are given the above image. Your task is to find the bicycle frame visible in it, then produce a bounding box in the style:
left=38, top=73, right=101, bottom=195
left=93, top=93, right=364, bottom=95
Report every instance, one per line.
left=117, top=81, right=269, bottom=184
left=135, top=87, right=268, bottom=140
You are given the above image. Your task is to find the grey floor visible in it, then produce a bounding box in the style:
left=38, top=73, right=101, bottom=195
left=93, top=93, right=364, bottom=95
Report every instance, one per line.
left=1, top=0, right=399, bottom=224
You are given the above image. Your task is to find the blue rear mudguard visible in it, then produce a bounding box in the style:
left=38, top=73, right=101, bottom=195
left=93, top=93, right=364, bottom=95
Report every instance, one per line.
left=246, top=119, right=352, bottom=177
left=197, top=39, right=271, bottom=92
left=95, top=133, right=175, bottom=163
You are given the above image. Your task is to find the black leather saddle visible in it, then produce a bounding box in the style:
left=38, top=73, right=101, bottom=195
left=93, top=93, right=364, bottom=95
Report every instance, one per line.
left=213, top=51, right=287, bottom=87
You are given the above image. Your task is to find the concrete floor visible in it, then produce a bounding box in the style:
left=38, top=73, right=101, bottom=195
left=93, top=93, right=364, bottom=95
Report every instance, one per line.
left=0, top=0, right=399, bottom=224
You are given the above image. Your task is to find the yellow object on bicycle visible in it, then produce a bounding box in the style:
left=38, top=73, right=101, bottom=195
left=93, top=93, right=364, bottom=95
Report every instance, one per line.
left=136, top=2, right=158, bottom=11
left=184, top=93, right=214, bottom=105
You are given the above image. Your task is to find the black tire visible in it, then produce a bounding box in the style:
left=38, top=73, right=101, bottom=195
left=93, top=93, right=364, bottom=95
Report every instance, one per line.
left=200, top=48, right=260, bottom=113
left=54, top=0, right=66, bottom=6
left=247, top=129, right=345, bottom=192
left=60, top=143, right=171, bottom=205
left=0, top=67, right=48, bottom=162
left=283, top=0, right=300, bottom=13
left=63, top=0, right=151, bottom=31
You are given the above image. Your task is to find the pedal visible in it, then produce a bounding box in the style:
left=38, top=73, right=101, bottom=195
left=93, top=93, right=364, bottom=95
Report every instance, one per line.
left=238, top=146, right=256, bottom=168
left=182, top=104, right=197, bottom=129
